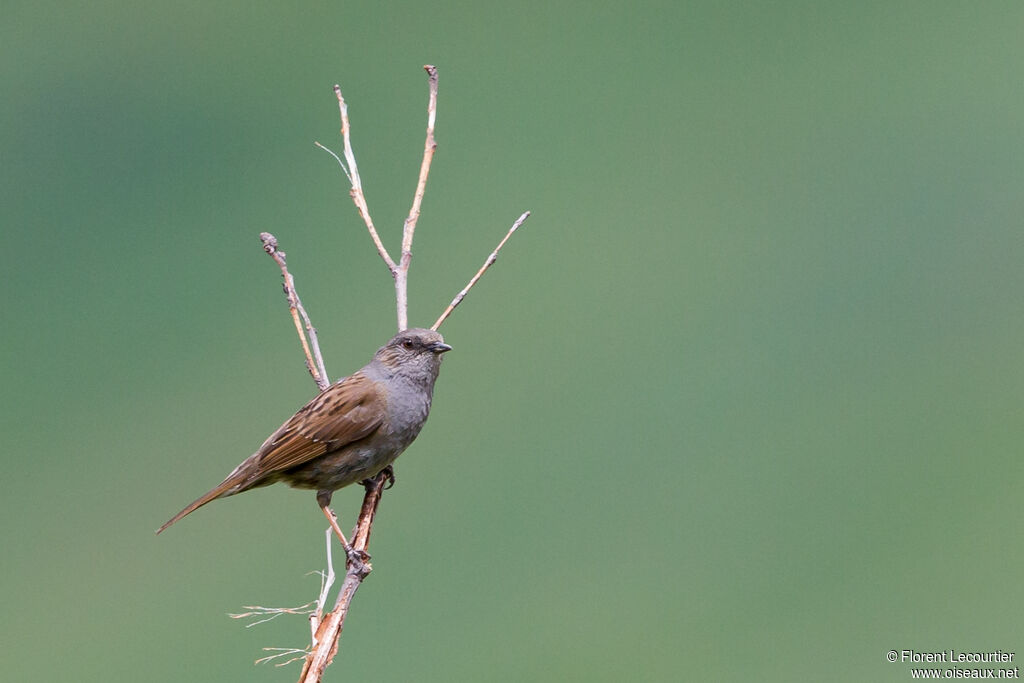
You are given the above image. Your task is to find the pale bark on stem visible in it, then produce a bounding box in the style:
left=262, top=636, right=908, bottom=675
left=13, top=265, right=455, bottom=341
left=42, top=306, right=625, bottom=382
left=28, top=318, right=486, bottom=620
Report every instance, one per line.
left=299, top=473, right=387, bottom=683
left=432, top=211, right=531, bottom=331
left=290, top=68, right=441, bottom=683
left=309, top=529, right=335, bottom=640
left=249, top=67, right=529, bottom=683
left=260, top=232, right=330, bottom=390
left=260, top=226, right=390, bottom=682
left=394, top=65, right=440, bottom=331
left=321, top=67, right=439, bottom=332
left=329, top=85, right=398, bottom=276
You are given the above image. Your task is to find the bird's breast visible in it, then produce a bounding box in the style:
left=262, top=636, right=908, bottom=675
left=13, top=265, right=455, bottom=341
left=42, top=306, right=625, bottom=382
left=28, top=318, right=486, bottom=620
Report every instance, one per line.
left=381, top=376, right=434, bottom=443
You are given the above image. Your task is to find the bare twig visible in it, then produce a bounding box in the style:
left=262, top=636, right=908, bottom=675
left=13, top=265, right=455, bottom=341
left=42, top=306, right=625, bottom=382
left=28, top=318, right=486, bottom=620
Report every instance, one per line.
left=309, top=529, right=336, bottom=640
left=299, top=472, right=389, bottom=683
left=260, top=233, right=330, bottom=390
left=313, top=141, right=351, bottom=185
left=229, top=602, right=317, bottom=629
left=394, top=65, right=440, bottom=331
left=228, top=535, right=336, bottom=669
left=322, top=67, right=439, bottom=332
left=245, top=67, right=528, bottom=683
left=328, top=85, right=398, bottom=276
left=257, top=648, right=311, bottom=667
left=432, top=211, right=531, bottom=330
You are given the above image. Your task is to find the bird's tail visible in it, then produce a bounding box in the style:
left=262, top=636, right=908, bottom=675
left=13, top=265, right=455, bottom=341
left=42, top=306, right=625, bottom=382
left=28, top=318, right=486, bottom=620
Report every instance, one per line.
left=157, top=458, right=264, bottom=533
left=156, top=482, right=234, bottom=534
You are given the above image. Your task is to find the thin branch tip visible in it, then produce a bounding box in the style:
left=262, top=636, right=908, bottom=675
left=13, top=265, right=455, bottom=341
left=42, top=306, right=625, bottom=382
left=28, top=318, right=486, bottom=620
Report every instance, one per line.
left=393, top=64, right=441, bottom=331
left=511, top=211, right=531, bottom=230
left=328, top=80, right=396, bottom=280
left=260, top=234, right=329, bottom=390
left=431, top=211, right=531, bottom=330
left=254, top=69, right=529, bottom=683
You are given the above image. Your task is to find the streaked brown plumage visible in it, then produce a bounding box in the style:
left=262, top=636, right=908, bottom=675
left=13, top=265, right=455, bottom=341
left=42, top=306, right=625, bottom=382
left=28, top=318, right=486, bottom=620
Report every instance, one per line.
left=157, top=328, right=450, bottom=535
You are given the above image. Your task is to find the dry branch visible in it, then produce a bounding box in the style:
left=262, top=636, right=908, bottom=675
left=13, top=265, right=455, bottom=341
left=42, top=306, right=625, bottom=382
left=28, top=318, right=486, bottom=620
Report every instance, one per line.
left=260, top=232, right=329, bottom=390
left=318, top=65, right=440, bottom=332
left=298, top=472, right=388, bottom=683
left=432, top=211, right=531, bottom=330
left=246, top=66, right=529, bottom=683
left=325, top=86, right=396, bottom=276
left=395, top=65, right=440, bottom=331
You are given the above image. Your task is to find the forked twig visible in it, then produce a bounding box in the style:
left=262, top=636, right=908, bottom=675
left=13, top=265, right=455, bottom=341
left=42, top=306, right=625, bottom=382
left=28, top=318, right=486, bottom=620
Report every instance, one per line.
left=257, top=648, right=311, bottom=667
left=326, top=85, right=397, bottom=277
left=313, top=141, right=351, bottom=185
left=246, top=66, right=530, bottom=683
left=319, top=66, right=440, bottom=332
left=432, top=211, right=531, bottom=330
left=230, top=600, right=317, bottom=630
left=299, top=472, right=388, bottom=683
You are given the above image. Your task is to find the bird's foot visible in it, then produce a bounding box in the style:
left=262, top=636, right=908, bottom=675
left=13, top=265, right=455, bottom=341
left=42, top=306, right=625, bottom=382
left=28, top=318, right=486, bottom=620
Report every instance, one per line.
left=381, top=465, right=396, bottom=490
left=361, top=465, right=396, bottom=491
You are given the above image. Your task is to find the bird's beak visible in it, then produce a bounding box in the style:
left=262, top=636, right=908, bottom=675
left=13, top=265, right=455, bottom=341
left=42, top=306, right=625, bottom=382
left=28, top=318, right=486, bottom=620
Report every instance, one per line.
left=430, top=341, right=453, bottom=354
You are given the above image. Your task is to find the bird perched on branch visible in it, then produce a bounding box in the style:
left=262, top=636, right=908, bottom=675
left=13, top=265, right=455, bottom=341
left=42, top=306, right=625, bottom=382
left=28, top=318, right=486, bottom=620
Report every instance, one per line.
left=157, top=328, right=451, bottom=548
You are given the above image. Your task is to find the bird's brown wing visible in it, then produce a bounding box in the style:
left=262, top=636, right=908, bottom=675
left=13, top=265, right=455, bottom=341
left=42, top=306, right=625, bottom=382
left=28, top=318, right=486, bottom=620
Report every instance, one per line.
left=253, top=371, right=386, bottom=473
left=155, top=372, right=385, bottom=535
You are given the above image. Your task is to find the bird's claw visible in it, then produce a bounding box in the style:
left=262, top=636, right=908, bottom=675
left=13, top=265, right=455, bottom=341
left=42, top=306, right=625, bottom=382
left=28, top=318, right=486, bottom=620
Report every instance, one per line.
left=361, top=465, right=396, bottom=490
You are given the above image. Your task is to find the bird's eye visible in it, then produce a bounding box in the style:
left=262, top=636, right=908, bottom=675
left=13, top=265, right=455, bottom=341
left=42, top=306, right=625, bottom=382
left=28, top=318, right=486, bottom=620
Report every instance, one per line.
left=402, top=339, right=414, bottom=349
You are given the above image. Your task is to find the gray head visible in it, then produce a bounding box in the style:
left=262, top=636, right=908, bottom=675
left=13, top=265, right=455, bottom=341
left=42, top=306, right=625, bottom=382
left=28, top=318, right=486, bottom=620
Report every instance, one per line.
left=374, top=328, right=451, bottom=380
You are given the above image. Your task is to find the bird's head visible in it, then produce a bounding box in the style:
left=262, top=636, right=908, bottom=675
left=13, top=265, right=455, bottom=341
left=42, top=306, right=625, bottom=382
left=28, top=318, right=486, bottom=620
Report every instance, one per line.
left=375, top=328, right=452, bottom=379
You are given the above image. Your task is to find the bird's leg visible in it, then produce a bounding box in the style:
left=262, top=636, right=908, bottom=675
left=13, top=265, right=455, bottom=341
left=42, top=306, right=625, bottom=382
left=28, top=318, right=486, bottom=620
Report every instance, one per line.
left=317, top=491, right=351, bottom=549
left=317, top=490, right=370, bottom=572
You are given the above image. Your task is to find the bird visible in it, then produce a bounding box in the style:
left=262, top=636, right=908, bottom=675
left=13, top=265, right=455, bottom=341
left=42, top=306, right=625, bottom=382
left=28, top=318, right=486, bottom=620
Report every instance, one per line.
left=157, top=327, right=451, bottom=549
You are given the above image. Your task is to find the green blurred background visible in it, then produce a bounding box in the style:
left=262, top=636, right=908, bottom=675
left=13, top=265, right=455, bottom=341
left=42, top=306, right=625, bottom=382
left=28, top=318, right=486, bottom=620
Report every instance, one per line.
left=3, top=2, right=1022, bottom=681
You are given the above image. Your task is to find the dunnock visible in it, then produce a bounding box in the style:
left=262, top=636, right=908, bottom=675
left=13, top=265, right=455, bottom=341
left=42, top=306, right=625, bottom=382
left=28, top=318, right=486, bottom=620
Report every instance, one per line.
left=157, top=328, right=451, bottom=542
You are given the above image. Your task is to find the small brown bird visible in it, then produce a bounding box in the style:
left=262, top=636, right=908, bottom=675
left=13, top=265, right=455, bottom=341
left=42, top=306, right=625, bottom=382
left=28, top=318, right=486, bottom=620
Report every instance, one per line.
left=157, top=328, right=451, bottom=544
